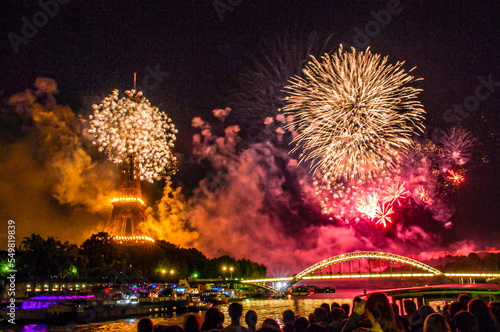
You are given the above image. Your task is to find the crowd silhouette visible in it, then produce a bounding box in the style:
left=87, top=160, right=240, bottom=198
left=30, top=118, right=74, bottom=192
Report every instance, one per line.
left=138, top=293, right=500, bottom=332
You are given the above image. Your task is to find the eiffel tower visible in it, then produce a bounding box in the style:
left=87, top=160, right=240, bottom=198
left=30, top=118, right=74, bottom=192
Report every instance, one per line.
left=105, top=156, right=150, bottom=242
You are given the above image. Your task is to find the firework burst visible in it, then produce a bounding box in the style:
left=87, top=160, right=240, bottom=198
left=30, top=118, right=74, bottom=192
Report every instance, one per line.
left=375, top=203, right=394, bottom=228
left=89, top=89, right=177, bottom=182
left=446, top=169, right=465, bottom=185
left=283, top=46, right=425, bottom=181
left=384, top=181, right=409, bottom=206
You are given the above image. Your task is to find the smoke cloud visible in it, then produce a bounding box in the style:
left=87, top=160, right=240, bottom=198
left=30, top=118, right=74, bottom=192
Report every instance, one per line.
left=141, top=113, right=479, bottom=274
left=0, top=78, right=117, bottom=247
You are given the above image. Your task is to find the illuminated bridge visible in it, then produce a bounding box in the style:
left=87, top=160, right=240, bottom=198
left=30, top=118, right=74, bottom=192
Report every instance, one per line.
left=240, top=251, right=500, bottom=292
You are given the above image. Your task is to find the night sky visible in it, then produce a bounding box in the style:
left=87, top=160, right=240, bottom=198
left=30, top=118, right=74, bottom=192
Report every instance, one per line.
left=1, top=1, right=499, bottom=268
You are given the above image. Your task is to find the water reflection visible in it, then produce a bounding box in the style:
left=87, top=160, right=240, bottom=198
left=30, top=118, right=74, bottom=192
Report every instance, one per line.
left=14, top=291, right=360, bottom=332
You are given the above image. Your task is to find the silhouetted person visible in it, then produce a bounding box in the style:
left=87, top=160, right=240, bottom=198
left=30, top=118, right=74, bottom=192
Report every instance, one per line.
left=489, top=301, right=500, bottom=328
left=246, top=310, right=258, bottom=332
left=392, top=303, right=408, bottom=332
left=138, top=317, right=154, bottom=332
left=320, top=303, right=330, bottom=314
left=341, top=304, right=350, bottom=317
left=329, top=308, right=346, bottom=332
left=454, top=310, right=478, bottom=332
left=314, top=307, right=328, bottom=326
left=185, top=314, right=201, bottom=332
left=449, top=301, right=463, bottom=318
left=283, top=310, right=295, bottom=332
left=294, top=317, right=310, bottom=332
left=419, top=306, right=435, bottom=321
left=224, top=303, right=248, bottom=332
left=423, top=313, right=449, bottom=332
left=458, top=294, right=472, bottom=310
left=308, top=313, right=316, bottom=325
left=342, top=293, right=399, bottom=332
left=262, top=318, right=281, bottom=331
left=403, top=300, right=417, bottom=317
left=467, top=299, right=498, bottom=332
left=202, top=307, right=224, bottom=332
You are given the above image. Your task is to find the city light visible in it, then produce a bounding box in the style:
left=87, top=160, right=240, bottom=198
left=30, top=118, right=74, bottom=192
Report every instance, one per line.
left=112, top=235, right=155, bottom=243
left=111, top=197, right=146, bottom=205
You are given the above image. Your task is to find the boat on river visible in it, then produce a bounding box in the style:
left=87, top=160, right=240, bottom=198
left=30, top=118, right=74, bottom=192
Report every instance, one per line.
left=291, top=285, right=336, bottom=296
left=367, top=284, right=500, bottom=311
left=200, top=290, right=228, bottom=305
left=0, top=292, right=202, bottom=323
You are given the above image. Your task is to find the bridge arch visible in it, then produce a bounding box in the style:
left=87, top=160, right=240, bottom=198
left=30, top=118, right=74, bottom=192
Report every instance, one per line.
left=239, top=281, right=279, bottom=293
left=292, top=251, right=444, bottom=284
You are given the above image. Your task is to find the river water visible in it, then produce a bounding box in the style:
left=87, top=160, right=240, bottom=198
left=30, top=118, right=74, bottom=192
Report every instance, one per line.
left=10, top=290, right=362, bottom=332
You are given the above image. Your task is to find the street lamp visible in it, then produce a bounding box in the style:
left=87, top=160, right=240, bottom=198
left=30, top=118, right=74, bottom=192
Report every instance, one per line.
left=230, top=267, right=234, bottom=279
left=222, top=266, right=227, bottom=281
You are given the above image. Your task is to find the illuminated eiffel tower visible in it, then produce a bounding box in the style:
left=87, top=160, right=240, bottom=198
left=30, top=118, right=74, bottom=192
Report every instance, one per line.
left=105, top=157, right=153, bottom=243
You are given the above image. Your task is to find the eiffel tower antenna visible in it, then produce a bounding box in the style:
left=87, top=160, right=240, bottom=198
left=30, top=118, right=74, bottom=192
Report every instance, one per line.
left=133, top=72, right=137, bottom=90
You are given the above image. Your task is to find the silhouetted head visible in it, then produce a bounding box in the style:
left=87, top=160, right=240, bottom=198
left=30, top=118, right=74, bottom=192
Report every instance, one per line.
left=308, top=313, right=315, bottom=325
left=419, top=305, right=436, bottom=320
left=458, top=294, right=472, bottom=310
left=331, top=302, right=340, bottom=308
left=203, top=307, right=223, bottom=331
left=341, top=303, right=350, bottom=316
left=403, top=299, right=417, bottom=316
left=228, top=302, right=244, bottom=320
left=313, top=307, right=328, bottom=323
left=489, top=301, right=500, bottom=311
left=330, top=308, right=346, bottom=322
left=364, top=292, right=398, bottom=332
left=138, top=317, right=154, bottom=332
left=391, top=303, right=400, bottom=316
left=283, top=310, right=295, bottom=325
left=449, top=301, right=463, bottom=318
left=320, top=303, right=330, bottom=313
left=262, top=318, right=280, bottom=330
left=489, top=301, right=500, bottom=325
left=423, top=313, right=450, bottom=332
left=454, top=310, right=478, bottom=332
left=246, top=310, right=258, bottom=329
left=184, top=314, right=201, bottom=332
left=294, top=317, right=309, bottom=332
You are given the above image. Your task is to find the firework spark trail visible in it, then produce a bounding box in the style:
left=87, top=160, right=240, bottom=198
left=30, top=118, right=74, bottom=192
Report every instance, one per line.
left=440, top=128, right=477, bottom=166
left=89, top=89, right=177, bottom=182
left=283, top=46, right=425, bottom=182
